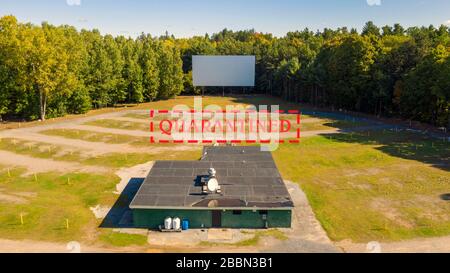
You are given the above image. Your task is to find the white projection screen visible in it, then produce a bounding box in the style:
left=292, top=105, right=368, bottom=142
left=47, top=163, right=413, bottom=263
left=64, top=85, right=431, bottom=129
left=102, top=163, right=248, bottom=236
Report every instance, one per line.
left=192, top=55, right=255, bottom=87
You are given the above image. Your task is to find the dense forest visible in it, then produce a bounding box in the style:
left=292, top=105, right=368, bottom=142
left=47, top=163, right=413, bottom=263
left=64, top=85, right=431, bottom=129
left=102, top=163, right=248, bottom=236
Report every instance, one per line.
left=0, top=15, right=449, bottom=127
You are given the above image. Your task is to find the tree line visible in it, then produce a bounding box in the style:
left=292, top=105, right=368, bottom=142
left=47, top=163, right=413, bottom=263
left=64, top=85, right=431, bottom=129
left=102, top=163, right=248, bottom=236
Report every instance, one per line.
left=0, top=15, right=449, bottom=127
left=0, top=16, right=183, bottom=121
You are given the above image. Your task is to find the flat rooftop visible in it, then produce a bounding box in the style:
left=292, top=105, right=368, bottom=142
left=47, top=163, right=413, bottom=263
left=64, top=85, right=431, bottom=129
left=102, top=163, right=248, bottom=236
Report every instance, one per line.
left=130, top=146, right=294, bottom=210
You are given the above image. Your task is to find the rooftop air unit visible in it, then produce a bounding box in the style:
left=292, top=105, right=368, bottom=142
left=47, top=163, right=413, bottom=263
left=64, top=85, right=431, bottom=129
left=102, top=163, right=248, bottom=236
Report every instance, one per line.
left=202, top=168, right=222, bottom=194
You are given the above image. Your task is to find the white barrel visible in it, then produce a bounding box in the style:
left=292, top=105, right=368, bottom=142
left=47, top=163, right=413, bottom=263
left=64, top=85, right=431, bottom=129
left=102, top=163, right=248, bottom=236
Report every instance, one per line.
left=173, top=217, right=181, bottom=230
left=164, top=217, right=172, bottom=230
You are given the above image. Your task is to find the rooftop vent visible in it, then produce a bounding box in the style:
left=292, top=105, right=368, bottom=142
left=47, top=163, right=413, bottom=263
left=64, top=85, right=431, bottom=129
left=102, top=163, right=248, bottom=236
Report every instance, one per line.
left=208, top=167, right=216, bottom=177
left=201, top=151, right=208, bottom=160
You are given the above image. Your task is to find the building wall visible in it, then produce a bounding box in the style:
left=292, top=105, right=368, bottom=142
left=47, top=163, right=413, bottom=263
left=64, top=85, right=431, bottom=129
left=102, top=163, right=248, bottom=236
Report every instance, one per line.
left=133, top=209, right=212, bottom=229
left=132, top=209, right=292, bottom=229
left=221, top=210, right=292, bottom=228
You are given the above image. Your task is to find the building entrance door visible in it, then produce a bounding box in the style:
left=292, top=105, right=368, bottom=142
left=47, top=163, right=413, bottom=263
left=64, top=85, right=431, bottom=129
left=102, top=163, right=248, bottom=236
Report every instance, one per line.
left=211, top=211, right=222, bottom=228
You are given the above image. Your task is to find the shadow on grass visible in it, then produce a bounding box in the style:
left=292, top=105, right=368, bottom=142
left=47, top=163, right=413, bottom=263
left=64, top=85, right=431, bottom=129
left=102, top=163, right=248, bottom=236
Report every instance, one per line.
left=100, top=177, right=144, bottom=228
left=322, top=130, right=450, bottom=172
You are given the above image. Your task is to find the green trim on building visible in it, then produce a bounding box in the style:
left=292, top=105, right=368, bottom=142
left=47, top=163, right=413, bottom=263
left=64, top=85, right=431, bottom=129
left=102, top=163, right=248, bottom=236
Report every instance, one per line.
left=221, top=210, right=292, bottom=228
left=132, top=209, right=292, bottom=229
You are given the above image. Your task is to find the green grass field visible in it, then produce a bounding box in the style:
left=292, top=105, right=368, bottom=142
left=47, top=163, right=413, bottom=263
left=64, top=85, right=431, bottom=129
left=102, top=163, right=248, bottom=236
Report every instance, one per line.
left=1, top=96, right=449, bottom=247
left=0, top=146, right=202, bottom=246
left=0, top=167, right=118, bottom=243
left=273, top=130, right=450, bottom=242
left=81, top=112, right=351, bottom=136
left=0, top=137, right=202, bottom=168
left=99, top=231, right=147, bottom=247
left=85, top=119, right=150, bottom=132
left=301, top=119, right=368, bottom=131
left=41, top=129, right=151, bottom=147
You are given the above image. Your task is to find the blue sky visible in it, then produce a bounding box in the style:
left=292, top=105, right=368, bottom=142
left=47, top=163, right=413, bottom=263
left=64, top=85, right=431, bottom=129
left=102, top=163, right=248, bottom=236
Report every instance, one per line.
left=1, top=0, right=449, bottom=37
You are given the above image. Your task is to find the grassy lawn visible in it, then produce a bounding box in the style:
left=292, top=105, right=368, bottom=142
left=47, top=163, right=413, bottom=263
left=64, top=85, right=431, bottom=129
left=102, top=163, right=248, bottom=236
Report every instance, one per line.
left=124, top=112, right=179, bottom=121
left=0, top=137, right=75, bottom=160
left=2, top=96, right=449, bottom=246
left=83, top=150, right=202, bottom=168
left=84, top=117, right=181, bottom=132
left=0, top=138, right=202, bottom=168
left=84, top=119, right=149, bottom=132
left=99, top=230, right=147, bottom=247
left=273, top=130, right=450, bottom=242
left=135, top=96, right=300, bottom=111
left=123, top=113, right=150, bottom=120
left=0, top=167, right=148, bottom=247
left=237, top=229, right=288, bottom=246
left=41, top=129, right=151, bottom=147
left=83, top=153, right=157, bottom=168
left=301, top=119, right=368, bottom=131
left=0, top=95, right=334, bottom=131
left=0, top=167, right=119, bottom=243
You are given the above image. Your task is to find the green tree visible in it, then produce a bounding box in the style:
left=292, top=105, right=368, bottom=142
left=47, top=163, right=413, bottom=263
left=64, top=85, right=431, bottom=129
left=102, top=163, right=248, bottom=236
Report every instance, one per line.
left=16, top=22, right=73, bottom=121
left=139, top=36, right=160, bottom=101
left=401, top=45, right=450, bottom=126
left=362, top=21, right=381, bottom=37
left=0, top=16, right=19, bottom=121
left=157, top=44, right=184, bottom=99
left=120, top=37, right=144, bottom=103
left=0, top=16, right=448, bottom=128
